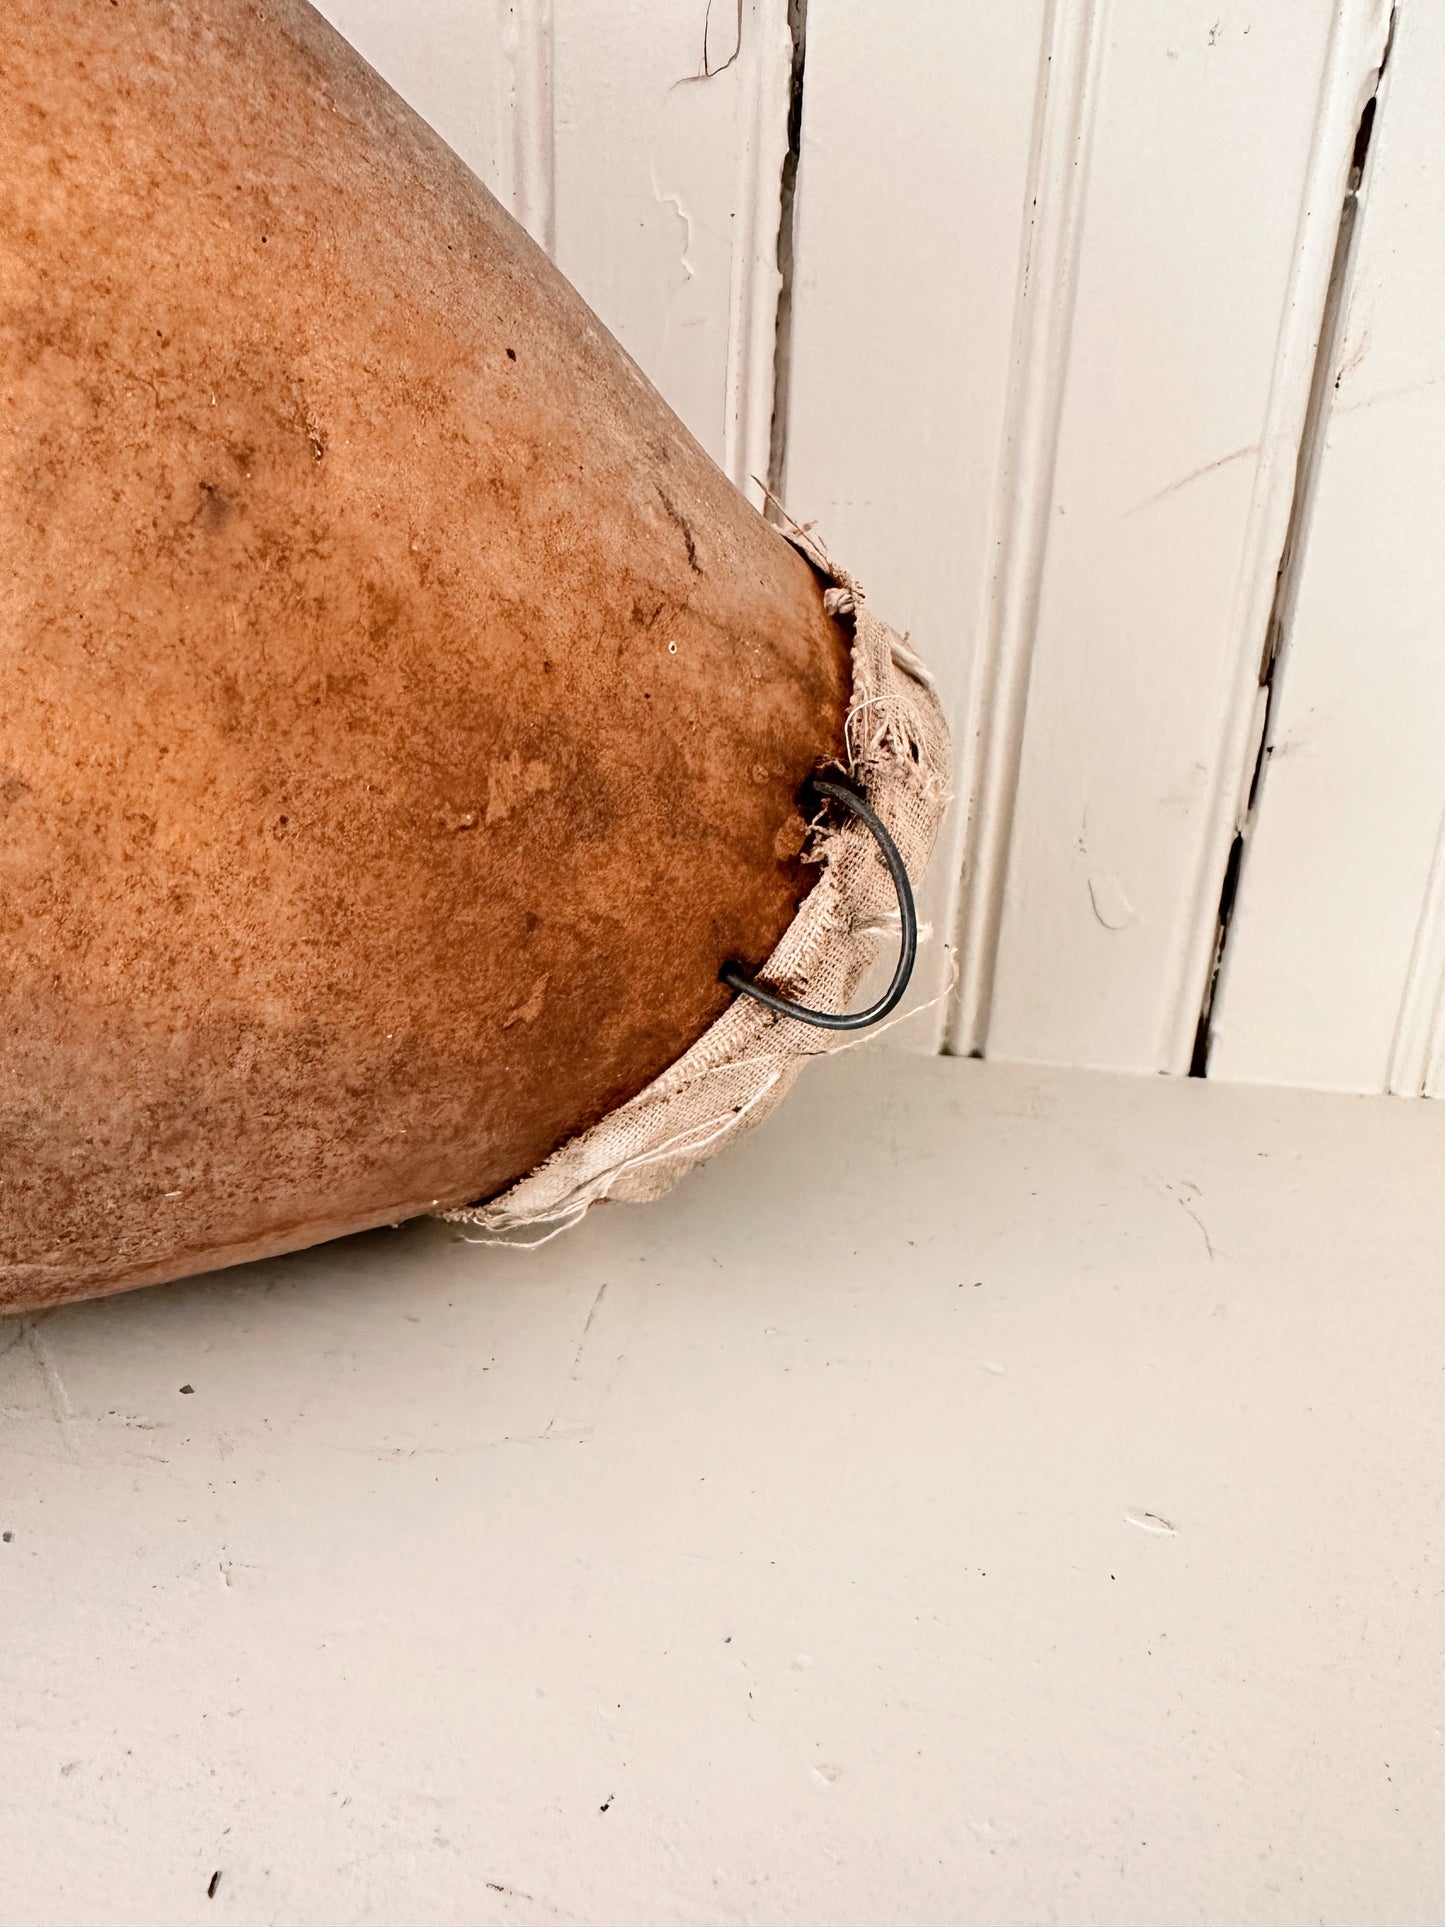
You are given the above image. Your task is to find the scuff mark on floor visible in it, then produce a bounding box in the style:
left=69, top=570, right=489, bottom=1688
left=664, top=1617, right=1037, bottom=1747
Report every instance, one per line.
left=1125, top=1509, right=1177, bottom=1536
left=1149, top=1176, right=1218, bottom=1261
left=23, top=1316, right=80, bottom=1450
left=565, top=1280, right=610, bottom=1383
left=539, top=1280, right=612, bottom=1443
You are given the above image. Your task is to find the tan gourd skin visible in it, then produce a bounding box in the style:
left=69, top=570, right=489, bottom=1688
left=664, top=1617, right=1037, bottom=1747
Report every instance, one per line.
left=0, top=0, right=849, bottom=1308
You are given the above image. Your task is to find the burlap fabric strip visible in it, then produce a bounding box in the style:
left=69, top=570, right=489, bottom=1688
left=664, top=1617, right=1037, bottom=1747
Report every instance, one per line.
left=441, top=533, right=952, bottom=1242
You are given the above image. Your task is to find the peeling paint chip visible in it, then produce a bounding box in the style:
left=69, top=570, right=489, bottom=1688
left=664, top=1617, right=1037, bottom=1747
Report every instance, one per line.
left=1088, top=871, right=1137, bottom=930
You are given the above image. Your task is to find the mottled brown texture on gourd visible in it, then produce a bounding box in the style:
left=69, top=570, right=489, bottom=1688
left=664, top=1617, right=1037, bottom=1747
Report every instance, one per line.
left=0, top=0, right=850, bottom=1308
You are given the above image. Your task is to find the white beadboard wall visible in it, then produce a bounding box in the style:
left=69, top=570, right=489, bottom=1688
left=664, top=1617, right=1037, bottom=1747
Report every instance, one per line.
left=1209, top=0, right=1445, bottom=1098
left=777, top=0, right=1050, bottom=1041
left=782, top=0, right=1392, bottom=1072
left=314, top=0, right=1434, bottom=1098
left=975, top=1, right=1391, bottom=1077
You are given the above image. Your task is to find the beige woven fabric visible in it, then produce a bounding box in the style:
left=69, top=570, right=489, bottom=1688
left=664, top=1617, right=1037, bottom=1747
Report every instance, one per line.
left=441, top=536, right=951, bottom=1241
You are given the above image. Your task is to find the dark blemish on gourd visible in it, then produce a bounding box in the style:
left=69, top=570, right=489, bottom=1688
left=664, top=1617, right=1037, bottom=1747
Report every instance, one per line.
left=196, top=482, right=232, bottom=533
left=656, top=484, right=703, bottom=573
left=0, top=773, right=31, bottom=817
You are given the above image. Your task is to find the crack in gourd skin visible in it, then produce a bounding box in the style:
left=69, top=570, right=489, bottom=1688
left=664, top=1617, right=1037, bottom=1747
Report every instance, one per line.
left=0, top=0, right=850, bottom=1308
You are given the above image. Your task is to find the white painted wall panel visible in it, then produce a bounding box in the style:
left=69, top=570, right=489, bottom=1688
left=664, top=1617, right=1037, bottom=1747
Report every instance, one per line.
left=781, top=0, right=1048, bottom=715
left=311, top=0, right=504, bottom=186
left=315, top=0, right=791, bottom=496
left=979, top=0, right=1391, bottom=1073
left=779, top=0, right=1051, bottom=1034
left=782, top=1, right=1391, bottom=1073
left=1211, top=0, right=1445, bottom=1095
left=552, top=0, right=792, bottom=501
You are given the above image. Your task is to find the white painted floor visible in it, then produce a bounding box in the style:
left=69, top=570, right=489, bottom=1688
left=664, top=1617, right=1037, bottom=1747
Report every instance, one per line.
left=3, top=1050, right=1445, bottom=1927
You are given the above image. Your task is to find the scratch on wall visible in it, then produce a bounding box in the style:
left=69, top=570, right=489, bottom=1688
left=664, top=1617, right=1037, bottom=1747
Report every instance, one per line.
left=1125, top=441, right=1260, bottom=516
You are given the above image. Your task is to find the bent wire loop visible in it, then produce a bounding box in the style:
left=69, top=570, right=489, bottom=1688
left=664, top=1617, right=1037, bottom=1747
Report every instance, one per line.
left=721, top=775, right=917, bottom=1032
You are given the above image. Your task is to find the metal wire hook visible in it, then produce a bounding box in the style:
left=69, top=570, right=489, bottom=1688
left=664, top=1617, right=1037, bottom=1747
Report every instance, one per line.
left=720, top=775, right=918, bottom=1031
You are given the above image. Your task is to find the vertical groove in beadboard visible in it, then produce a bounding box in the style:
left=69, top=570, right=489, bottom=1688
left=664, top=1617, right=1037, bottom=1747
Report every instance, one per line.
left=723, top=0, right=793, bottom=505
left=1388, top=807, right=1445, bottom=1096
left=495, top=0, right=556, bottom=255
left=1155, top=0, right=1395, bottom=1075
left=941, top=0, right=1109, bottom=1057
